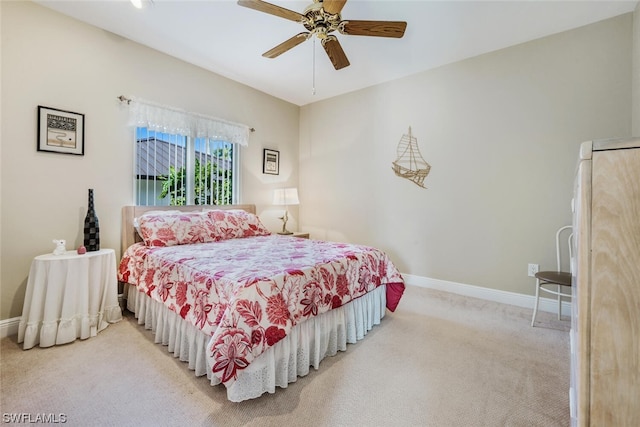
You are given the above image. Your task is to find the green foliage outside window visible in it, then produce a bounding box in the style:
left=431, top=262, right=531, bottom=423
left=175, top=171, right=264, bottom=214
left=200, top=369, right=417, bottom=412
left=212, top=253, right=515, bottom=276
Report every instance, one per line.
left=158, top=156, right=232, bottom=206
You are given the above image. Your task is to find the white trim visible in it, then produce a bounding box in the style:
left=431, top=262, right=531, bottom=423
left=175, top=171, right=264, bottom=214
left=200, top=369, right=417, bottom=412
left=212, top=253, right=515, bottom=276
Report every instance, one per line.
left=0, top=317, right=20, bottom=338
left=402, top=273, right=571, bottom=315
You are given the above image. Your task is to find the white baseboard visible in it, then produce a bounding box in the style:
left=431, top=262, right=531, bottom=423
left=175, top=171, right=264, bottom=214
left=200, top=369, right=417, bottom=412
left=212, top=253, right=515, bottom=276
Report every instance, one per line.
left=0, top=317, right=20, bottom=338
left=0, top=275, right=568, bottom=338
left=402, top=273, right=572, bottom=315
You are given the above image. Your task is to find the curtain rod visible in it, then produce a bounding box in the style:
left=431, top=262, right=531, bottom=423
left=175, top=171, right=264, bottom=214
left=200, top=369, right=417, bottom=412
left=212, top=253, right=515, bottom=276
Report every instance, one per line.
left=117, top=95, right=255, bottom=132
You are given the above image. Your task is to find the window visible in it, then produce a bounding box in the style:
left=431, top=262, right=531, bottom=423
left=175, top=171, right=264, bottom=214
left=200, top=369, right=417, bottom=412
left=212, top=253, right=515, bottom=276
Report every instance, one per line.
left=135, top=128, right=239, bottom=206
left=124, top=96, right=250, bottom=206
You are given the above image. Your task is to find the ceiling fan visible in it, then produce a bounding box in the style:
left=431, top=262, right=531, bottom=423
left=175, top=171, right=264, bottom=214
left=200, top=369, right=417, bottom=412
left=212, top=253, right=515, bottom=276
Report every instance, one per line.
left=237, top=0, right=407, bottom=70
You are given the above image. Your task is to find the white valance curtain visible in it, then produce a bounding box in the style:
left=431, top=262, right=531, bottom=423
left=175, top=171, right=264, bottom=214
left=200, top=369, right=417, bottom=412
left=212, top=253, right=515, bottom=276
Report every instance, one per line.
left=126, top=97, right=250, bottom=147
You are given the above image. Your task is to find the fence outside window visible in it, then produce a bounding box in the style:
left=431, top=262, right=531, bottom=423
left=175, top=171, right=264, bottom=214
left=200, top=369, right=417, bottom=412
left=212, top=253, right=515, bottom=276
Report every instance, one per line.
left=135, top=128, right=238, bottom=206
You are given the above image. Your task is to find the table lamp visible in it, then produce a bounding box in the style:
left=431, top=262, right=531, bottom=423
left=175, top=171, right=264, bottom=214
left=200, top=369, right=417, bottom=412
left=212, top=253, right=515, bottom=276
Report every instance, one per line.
left=273, top=188, right=299, bottom=235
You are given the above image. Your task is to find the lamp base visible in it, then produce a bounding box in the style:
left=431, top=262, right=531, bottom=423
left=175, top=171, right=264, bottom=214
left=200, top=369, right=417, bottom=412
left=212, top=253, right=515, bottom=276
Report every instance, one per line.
left=277, top=231, right=293, bottom=235
left=278, top=209, right=293, bottom=235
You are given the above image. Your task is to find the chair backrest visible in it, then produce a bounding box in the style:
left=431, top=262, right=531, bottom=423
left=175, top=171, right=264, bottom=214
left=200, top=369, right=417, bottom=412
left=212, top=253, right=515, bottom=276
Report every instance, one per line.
left=555, top=225, right=573, bottom=273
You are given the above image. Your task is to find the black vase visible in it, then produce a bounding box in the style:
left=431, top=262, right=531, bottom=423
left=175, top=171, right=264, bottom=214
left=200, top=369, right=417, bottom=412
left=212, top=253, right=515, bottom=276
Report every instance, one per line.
left=83, top=189, right=100, bottom=251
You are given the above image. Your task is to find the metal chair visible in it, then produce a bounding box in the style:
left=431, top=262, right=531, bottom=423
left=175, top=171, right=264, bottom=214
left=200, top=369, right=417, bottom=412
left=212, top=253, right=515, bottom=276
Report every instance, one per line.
left=531, top=225, right=573, bottom=327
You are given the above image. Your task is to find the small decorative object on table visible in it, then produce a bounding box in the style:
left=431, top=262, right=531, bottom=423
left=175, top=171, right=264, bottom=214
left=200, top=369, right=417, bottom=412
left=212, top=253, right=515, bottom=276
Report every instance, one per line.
left=52, top=239, right=66, bottom=255
left=77, top=246, right=86, bottom=255
left=273, top=187, right=299, bottom=235
left=83, top=189, right=100, bottom=251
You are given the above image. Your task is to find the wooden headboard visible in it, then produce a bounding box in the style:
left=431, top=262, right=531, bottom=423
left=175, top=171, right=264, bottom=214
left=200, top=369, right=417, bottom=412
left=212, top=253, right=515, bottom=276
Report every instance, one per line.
left=121, top=204, right=257, bottom=255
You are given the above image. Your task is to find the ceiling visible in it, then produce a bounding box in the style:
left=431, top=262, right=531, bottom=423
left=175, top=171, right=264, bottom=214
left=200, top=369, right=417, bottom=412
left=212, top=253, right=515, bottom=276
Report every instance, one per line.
left=35, top=0, right=637, bottom=106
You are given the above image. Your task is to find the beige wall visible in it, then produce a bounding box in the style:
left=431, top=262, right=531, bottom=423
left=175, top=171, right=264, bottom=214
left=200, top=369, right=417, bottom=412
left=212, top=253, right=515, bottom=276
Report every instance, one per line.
left=299, top=13, right=633, bottom=296
left=0, top=2, right=300, bottom=319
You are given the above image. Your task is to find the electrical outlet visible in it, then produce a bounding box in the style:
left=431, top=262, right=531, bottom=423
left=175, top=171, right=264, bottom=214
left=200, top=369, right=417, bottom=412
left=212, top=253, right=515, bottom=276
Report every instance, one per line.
left=528, top=263, right=539, bottom=277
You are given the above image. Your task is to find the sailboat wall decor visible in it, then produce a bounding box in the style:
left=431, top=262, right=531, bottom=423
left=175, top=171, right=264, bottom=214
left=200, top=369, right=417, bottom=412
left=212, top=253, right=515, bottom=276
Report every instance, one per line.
left=392, top=127, right=431, bottom=188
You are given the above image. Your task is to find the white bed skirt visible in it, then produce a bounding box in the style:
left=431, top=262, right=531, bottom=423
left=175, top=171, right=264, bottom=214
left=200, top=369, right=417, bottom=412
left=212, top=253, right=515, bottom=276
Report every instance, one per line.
left=125, top=284, right=386, bottom=402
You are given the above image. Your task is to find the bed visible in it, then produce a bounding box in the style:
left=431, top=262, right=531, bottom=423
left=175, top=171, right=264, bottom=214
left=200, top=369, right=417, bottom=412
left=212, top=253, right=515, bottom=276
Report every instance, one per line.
left=118, top=204, right=405, bottom=402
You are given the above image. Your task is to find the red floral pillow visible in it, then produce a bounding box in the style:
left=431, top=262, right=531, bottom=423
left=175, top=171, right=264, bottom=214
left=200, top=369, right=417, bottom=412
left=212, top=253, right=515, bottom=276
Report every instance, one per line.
left=206, top=210, right=271, bottom=241
left=134, top=210, right=181, bottom=237
left=138, top=211, right=214, bottom=247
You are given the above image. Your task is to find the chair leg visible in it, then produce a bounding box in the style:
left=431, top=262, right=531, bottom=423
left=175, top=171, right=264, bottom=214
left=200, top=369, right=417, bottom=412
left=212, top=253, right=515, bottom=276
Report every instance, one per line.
left=558, top=284, right=562, bottom=320
left=531, top=279, right=541, bottom=327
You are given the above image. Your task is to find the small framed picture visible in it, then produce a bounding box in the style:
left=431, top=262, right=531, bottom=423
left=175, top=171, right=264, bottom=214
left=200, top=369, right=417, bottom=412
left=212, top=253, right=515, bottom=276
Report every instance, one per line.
left=37, top=106, right=85, bottom=156
left=263, top=148, right=279, bottom=175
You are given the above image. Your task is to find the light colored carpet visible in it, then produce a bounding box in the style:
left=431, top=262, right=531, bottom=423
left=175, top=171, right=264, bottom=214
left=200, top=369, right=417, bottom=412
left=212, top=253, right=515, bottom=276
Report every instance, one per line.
left=0, top=286, right=570, bottom=427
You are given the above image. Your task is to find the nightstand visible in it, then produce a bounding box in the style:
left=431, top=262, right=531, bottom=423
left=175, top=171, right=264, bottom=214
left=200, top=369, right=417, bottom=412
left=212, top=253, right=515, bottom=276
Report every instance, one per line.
left=292, top=232, right=309, bottom=239
left=18, top=249, right=123, bottom=349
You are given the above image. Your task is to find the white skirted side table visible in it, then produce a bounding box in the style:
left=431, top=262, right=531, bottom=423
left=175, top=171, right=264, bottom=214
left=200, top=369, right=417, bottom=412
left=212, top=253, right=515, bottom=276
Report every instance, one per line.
left=18, top=249, right=123, bottom=349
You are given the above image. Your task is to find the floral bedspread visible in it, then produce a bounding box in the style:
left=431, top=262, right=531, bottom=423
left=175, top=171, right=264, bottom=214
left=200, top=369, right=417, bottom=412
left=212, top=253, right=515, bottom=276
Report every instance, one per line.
left=118, top=235, right=404, bottom=385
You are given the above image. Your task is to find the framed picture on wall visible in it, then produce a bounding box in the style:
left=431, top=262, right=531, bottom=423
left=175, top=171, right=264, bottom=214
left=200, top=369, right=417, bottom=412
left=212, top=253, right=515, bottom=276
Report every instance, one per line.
left=37, top=106, right=85, bottom=156
left=263, top=148, right=279, bottom=175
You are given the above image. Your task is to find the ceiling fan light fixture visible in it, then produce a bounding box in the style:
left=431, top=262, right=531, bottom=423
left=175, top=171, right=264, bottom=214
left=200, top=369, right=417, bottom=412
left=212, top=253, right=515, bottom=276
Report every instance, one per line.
left=238, top=0, right=406, bottom=70
left=302, top=3, right=342, bottom=37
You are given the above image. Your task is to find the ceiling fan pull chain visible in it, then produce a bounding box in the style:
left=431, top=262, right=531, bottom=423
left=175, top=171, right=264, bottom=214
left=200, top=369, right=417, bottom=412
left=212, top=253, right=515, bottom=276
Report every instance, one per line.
left=312, top=38, right=316, bottom=95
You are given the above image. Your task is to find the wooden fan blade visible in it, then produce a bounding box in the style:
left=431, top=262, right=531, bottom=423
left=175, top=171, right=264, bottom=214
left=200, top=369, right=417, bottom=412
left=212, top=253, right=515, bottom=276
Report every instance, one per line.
left=342, top=20, right=407, bottom=38
left=237, top=0, right=304, bottom=23
left=323, top=0, right=347, bottom=15
left=262, top=32, right=310, bottom=58
left=322, top=37, right=350, bottom=70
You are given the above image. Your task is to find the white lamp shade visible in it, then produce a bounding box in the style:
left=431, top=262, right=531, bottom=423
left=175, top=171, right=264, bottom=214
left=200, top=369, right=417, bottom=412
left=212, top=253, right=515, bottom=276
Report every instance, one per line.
left=273, top=188, right=299, bottom=205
